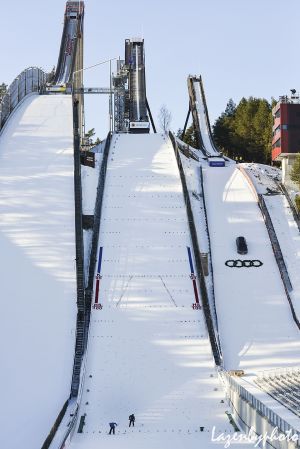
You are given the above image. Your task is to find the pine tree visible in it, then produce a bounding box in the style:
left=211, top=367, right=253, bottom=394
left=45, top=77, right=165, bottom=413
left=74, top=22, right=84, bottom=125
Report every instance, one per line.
left=224, top=98, right=236, bottom=117
left=177, top=124, right=197, bottom=148
left=213, top=97, right=273, bottom=163
left=85, top=128, right=95, bottom=139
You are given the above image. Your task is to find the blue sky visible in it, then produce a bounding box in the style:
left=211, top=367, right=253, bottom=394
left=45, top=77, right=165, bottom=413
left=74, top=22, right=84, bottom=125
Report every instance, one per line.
left=1, top=0, right=300, bottom=138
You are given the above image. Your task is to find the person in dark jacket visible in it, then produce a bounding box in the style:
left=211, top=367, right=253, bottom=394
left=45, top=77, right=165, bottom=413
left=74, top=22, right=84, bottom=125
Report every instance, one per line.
left=109, top=422, right=118, bottom=435
left=129, top=414, right=135, bottom=427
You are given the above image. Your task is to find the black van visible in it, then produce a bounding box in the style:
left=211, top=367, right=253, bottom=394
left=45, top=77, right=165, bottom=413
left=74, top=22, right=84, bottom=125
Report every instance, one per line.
left=236, top=236, right=248, bottom=255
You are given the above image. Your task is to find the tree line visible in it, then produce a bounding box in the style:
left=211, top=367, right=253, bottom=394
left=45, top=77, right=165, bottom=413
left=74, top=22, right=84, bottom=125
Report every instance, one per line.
left=179, top=96, right=274, bottom=164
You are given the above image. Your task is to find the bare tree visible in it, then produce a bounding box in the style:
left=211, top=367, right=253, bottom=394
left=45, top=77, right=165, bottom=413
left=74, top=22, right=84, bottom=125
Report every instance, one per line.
left=158, top=105, right=172, bottom=134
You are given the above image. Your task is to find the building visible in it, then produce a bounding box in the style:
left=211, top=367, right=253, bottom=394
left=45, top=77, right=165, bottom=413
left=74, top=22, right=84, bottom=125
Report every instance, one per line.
left=272, top=92, right=300, bottom=190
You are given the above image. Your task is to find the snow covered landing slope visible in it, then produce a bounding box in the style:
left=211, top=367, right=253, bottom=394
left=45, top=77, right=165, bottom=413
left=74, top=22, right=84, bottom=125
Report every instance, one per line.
left=203, top=165, right=300, bottom=373
left=69, top=134, right=248, bottom=449
left=0, top=94, right=76, bottom=449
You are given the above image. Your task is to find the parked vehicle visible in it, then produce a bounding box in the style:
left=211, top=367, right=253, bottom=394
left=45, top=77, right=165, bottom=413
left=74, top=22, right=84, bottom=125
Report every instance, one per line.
left=236, top=236, right=248, bottom=255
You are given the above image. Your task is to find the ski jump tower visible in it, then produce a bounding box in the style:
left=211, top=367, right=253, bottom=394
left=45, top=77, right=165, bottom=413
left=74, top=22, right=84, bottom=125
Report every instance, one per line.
left=114, top=38, right=154, bottom=133
left=54, top=1, right=85, bottom=135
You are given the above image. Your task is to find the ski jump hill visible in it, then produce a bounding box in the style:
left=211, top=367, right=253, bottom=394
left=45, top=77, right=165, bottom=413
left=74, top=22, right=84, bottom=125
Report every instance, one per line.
left=0, top=3, right=300, bottom=449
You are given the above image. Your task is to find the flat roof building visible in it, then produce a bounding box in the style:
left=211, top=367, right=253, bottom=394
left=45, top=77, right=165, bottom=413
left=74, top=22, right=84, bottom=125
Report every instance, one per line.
left=272, top=92, right=300, bottom=161
left=272, top=92, right=300, bottom=193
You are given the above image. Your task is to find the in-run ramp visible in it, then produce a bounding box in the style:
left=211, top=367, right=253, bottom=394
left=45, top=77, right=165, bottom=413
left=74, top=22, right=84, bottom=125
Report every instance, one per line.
left=0, top=94, right=76, bottom=449
left=68, top=134, right=250, bottom=449
left=188, top=76, right=220, bottom=157
left=54, top=1, right=84, bottom=85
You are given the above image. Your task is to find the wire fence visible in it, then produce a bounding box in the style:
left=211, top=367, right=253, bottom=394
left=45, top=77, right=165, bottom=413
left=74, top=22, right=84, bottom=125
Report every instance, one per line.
left=0, top=67, right=48, bottom=130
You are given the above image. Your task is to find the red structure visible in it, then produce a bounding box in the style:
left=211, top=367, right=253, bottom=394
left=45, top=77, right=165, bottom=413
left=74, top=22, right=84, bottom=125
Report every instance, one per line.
left=272, top=95, right=300, bottom=161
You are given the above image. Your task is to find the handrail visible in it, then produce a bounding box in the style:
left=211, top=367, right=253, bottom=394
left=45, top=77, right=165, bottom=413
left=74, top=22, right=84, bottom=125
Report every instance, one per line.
left=40, top=400, right=69, bottom=449
left=57, top=405, right=79, bottom=449
left=169, top=131, right=222, bottom=365
left=70, top=98, right=86, bottom=398
left=0, top=67, right=48, bottom=130
left=55, top=348, right=89, bottom=449
left=221, top=370, right=300, bottom=439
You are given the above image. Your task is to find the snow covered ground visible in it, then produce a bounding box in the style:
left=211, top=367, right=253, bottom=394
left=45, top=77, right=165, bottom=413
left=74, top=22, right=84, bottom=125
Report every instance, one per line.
left=202, top=165, right=300, bottom=374
left=241, top=163, right=281, bottom=195
left=68, top=134, right=250, bottom=448
left=0, top=94, right=76, bottom=449
left=264, top=194, right=300, bottom=320
left=241, top=163, right=300, bottom=320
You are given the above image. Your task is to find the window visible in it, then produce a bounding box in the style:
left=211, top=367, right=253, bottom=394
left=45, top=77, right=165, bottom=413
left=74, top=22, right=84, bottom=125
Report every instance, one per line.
left=275, top=109, right=281, bottom=118
left=272, top=138, right=281, bottom=149
left=274, top=124, right=281, bottom=134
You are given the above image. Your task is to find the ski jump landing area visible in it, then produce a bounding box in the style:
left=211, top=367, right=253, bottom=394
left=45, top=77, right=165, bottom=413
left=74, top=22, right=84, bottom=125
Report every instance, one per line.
left=69, top=134, right=249, bottom=449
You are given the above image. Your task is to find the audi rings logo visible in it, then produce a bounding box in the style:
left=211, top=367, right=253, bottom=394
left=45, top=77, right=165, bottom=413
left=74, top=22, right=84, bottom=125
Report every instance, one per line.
left=225, top=259, right=263, bottom=268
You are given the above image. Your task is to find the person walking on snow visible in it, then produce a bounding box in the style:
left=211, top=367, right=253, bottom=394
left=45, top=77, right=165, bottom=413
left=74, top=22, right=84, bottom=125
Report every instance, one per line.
left=109, top=422, right=118, bottom=435
left=129, top=414, right=135, bottom=427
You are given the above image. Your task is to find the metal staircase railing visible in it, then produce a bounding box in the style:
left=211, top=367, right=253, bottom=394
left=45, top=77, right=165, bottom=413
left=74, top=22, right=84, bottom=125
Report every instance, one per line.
left=70, top=97, right=85, bottom=397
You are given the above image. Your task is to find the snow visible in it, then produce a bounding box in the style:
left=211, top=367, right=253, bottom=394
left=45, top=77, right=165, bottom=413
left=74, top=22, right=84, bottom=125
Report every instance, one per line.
left=178, top=152, right=218, bottom=332
left=0, top=94, right=76, bottom=449
left=241, top=163, right=281, bottom=195
left=264, top=194, right=300, bottom=319
left=67, top=134, right=250, bottom=448
left=202, top=165, right=300, bottom=374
